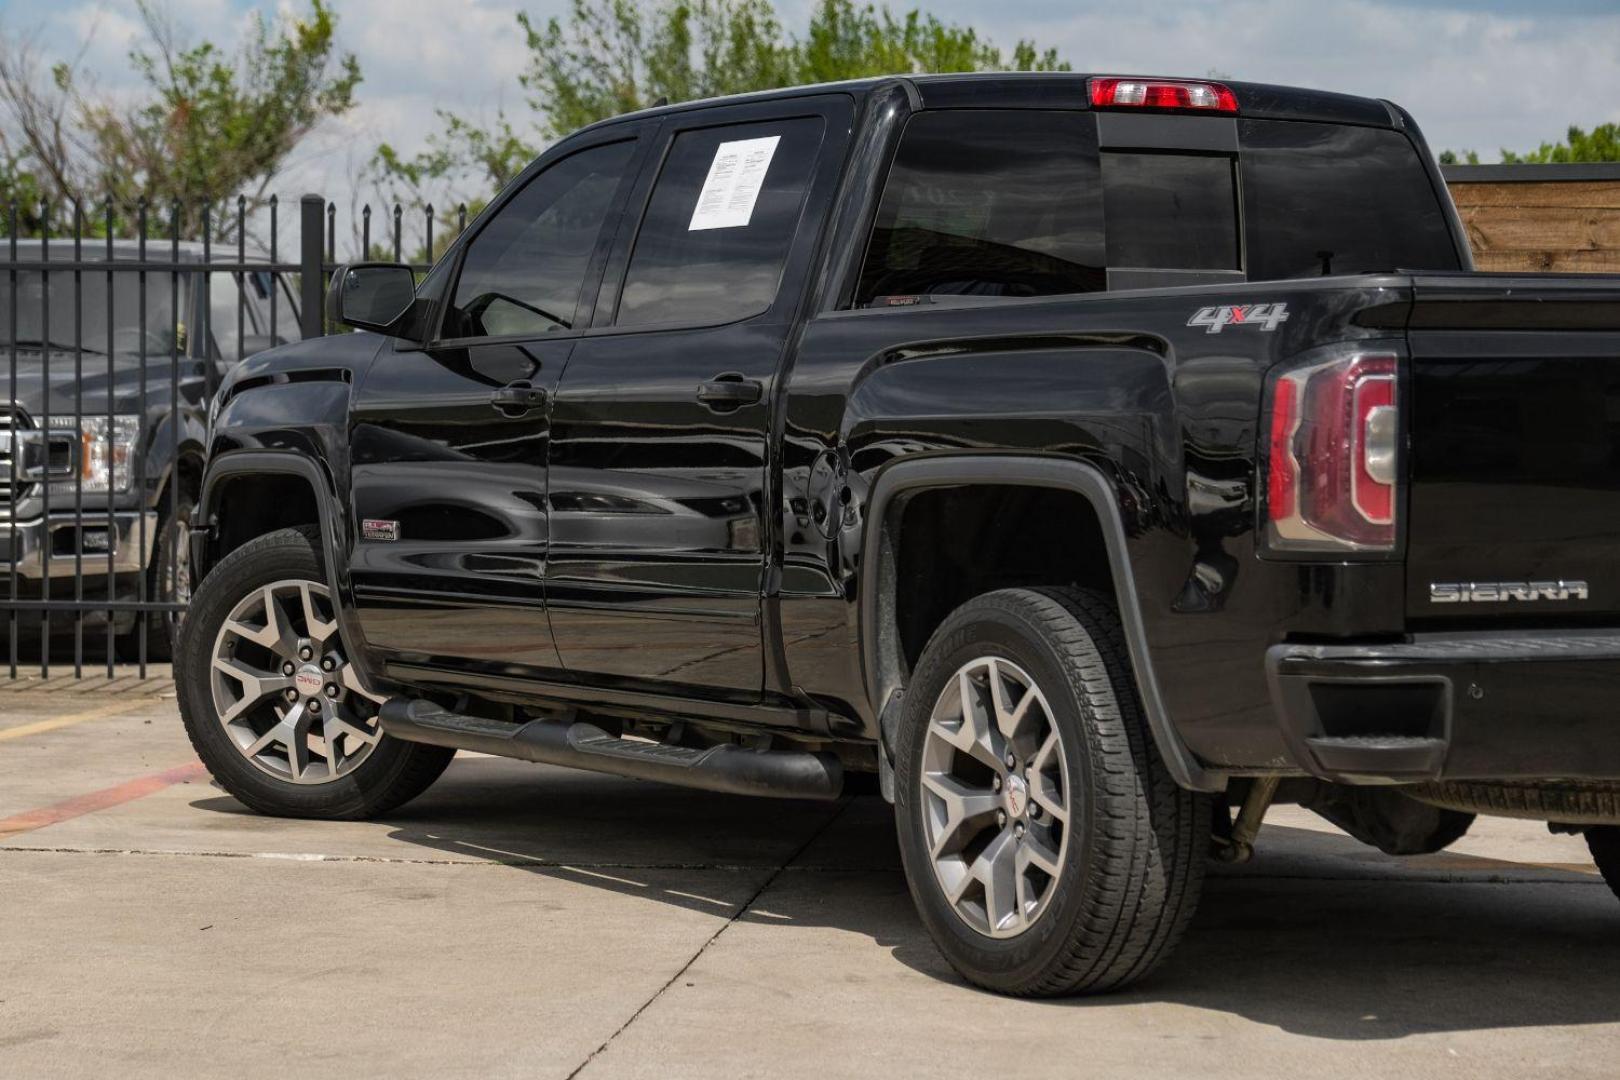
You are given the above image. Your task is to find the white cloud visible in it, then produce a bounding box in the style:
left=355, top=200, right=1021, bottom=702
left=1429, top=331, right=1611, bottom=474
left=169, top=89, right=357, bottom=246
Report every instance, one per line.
left=923, top=0, right=1620, bottom=156
left=275, top=0, right=544, bottom=213
left=5, top=0, right=1619, bottom=215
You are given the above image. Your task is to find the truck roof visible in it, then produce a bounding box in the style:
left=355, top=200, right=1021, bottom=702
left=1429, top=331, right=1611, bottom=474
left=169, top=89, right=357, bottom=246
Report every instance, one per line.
left=580, top=72, right=1399, bottom=134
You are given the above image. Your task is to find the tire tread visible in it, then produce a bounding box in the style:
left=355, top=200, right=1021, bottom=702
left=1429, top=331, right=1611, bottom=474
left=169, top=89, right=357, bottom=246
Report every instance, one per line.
left=897, top=585, right=1209, bottom=996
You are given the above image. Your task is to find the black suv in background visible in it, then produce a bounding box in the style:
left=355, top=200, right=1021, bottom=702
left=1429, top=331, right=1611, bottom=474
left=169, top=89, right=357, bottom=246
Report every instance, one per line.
left=2, top=242, right=300, bottom=659
left=179, top=74, right=1620, bottom=995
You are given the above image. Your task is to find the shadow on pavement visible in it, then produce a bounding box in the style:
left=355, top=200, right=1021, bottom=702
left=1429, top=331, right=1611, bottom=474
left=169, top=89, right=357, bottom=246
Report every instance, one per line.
left=1138, top=861, right=1620, bottom=1039
left=191, top=755, right=1620, bottom=1039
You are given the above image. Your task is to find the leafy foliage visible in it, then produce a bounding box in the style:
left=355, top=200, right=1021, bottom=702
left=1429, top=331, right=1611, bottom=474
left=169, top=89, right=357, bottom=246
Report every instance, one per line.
left=0, top=141, right=49, bottom=233
left=1500, top=123, right=1620, bottom=164
left=370, top=0, right=1067, bottom=218
left=1441, top=124, right=1619, bottom=167
left=0, top=0, right=359, bottom=238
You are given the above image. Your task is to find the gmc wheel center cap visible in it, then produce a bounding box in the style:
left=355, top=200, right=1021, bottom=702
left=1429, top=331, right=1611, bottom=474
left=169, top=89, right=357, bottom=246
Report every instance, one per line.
left=294, top=667, right=324, bottom=697
left=1004, top=773, right=1029, bottom=818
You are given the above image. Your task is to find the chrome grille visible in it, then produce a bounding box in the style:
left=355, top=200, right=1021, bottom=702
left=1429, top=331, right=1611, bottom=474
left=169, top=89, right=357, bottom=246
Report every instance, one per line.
left=0, top=408, right=35, bottom=507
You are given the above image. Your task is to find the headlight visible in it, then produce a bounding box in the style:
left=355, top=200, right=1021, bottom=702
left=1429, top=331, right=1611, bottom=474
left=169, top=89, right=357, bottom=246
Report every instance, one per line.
left=44, top=415, right=141, bottom=495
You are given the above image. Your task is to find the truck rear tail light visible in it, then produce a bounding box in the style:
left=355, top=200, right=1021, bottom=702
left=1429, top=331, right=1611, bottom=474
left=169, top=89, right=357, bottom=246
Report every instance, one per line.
left=1088, top=77, right=1238, bottom=114
left=1265, top=349, right=1401, bottom=553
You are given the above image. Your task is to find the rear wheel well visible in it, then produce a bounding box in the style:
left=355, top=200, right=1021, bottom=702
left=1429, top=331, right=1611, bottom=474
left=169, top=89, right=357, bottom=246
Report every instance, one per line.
left=892, top=485, right=1115, bottom=674
left=206, top=472, right=323, bottom=573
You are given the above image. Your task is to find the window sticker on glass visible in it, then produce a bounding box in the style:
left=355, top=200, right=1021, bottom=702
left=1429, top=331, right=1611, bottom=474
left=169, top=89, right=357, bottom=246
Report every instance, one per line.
left=688, top=135, right=781, bottom=231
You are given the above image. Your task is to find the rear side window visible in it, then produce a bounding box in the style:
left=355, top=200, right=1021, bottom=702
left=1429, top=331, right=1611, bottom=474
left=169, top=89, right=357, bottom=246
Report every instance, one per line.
left=208, top=271, right=256, bottom=361
left=1101, top=152, right=1239, bottom=270
left=445, top=138, right=635, bottom=339
left=856, top=110, right=1105, bottom=307
left=616, top=117, right=824, bottom=329
left=1240, top=120, right=1461, bottom=279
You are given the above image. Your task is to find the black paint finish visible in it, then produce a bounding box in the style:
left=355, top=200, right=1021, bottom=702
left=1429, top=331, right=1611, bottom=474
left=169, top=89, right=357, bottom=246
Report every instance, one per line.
left=347, top=336, right=567, bottom=672
left=1406, top=275, right=1620, bottom=626
left=545, top=96, right=853, bottom=699
left=198, top=72, right=1620, bottom=790
left=778, top=278, right=1409, bottom=770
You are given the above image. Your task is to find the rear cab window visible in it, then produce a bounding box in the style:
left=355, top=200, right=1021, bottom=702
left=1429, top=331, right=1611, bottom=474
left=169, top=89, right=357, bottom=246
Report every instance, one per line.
left=1238, top=119, right=1461, bottom=278
left=853, top=102, right=1460, bottom=306
left=856, top=110, right=1105, bottom=307
left=1101, top=152, right=1239, bottom=273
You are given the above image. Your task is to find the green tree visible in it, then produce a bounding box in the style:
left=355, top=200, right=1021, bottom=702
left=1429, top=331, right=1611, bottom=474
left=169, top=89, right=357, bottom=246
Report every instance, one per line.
left=0, top=0, right=360, bottom=238
left=1441, top=123, right=1620, bottom=167
left=1500, top=123, right=1620, bottom=164
left=793, top=1, right=1063, bottom=86
left=0, top=137, right=49, bottom=232
left=371, top=0, right=1067, bottom=224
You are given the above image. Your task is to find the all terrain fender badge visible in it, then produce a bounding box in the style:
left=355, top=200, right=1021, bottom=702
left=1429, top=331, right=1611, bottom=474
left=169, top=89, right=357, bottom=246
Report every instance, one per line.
left=1187, top=302, right=1290, bottom=334
left=361, top=518, right=400, bottom=542
left=1429, top=580, right=1590, bottom=603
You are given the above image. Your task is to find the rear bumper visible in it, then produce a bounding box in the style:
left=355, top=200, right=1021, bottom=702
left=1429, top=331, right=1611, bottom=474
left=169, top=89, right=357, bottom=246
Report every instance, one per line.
left=1267, top=632, right=1620, bottom=784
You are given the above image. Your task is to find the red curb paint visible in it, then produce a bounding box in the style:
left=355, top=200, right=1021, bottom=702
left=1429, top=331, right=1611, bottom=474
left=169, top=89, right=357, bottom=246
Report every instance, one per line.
left=0, top=761, right=207, bottom=840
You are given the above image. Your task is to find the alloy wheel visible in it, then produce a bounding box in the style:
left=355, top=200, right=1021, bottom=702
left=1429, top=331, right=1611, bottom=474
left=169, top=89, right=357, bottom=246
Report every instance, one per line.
left=209, top=578, right=384, bottom=784
left=919, top=656, right=1071, bottom=938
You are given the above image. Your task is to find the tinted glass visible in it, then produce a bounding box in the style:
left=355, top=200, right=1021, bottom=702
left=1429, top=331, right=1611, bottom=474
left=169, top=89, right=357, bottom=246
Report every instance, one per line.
left=239, top=271, right=300, bottom=344
left=208, top=271, right=256, bottom=360
left=617, top=117, right=823, bottom=328
left=1240, top=120, right=1461, bottom=279
left=0, top=270, right=178, bottom=356
left=857, top=111, right=1104, bottom=306
left=445, top=138, right=634, bottom=339
left=1101, top=152, right=1239, bottom=270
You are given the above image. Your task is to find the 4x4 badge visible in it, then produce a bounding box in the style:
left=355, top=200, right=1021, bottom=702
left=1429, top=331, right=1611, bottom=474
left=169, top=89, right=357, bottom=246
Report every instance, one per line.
left=362, top=519, right=399, bottom=542
left=1188, top=302, right=1290, bottom=334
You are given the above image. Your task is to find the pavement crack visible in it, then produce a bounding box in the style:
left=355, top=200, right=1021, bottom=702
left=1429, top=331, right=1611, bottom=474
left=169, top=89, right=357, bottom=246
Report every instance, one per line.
left=0, top=842, right=894, bottom=873
left=563, top=797, right=853, bottom=1080
left=2, top=845, right=1598, bottom=886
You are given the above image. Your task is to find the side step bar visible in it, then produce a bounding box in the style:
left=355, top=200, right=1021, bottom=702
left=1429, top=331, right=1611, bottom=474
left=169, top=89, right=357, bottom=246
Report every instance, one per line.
left=379, top=698, right=844, bottom=800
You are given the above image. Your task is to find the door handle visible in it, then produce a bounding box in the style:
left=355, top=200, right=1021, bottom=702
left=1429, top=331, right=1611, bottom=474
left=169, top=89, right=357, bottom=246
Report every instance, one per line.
left=490, top=381, right=546, bottom=414
left=696, top=373, right=763, bottom=411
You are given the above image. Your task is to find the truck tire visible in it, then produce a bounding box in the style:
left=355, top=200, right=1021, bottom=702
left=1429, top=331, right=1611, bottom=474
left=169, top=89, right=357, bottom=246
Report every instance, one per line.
left=1587, top=828, right=1620, bottom=902
left=893, top=586, right=1209, bottom=996
left=175, top=526, right=454, bottom=820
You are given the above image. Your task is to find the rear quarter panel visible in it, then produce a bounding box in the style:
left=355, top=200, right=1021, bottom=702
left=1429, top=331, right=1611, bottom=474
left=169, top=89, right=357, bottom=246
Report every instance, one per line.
left=779, top=279, right=1413, bottom=769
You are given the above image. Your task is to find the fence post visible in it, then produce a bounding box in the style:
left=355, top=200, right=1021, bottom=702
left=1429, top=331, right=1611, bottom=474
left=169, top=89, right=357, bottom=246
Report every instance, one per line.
left=299, top=194, right=326, bottom=338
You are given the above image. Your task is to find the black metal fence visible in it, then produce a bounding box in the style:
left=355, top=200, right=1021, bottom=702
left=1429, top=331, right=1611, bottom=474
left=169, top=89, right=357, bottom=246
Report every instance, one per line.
left=1, top=193, right=458, bottom=679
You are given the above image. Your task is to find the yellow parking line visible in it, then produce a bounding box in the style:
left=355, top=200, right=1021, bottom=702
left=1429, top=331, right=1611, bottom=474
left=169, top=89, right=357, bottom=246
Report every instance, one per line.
left=0, top=701, right=144, bottom=743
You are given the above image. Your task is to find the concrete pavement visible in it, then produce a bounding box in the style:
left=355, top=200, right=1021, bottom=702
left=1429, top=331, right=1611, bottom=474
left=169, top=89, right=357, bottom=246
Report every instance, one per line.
left=2, top=681, right=1618, bottom=1078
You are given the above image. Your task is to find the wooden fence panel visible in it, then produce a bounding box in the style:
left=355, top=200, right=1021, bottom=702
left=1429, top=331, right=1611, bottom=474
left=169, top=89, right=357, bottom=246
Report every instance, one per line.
left=1443, top=165, right=1620, bottom=273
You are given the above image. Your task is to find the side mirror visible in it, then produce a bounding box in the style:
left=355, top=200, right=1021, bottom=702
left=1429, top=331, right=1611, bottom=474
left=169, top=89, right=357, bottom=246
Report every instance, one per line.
left=326, top=263, right=416, bottom=334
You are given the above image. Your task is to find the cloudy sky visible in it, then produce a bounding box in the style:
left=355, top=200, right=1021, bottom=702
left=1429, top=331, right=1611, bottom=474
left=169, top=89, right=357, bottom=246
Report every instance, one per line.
left=5, top=0, right=1619, bottom=217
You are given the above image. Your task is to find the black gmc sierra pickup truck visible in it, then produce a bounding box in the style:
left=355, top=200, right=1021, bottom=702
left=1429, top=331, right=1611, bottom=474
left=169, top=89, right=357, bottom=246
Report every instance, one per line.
left=177, top=73, right=1620, bottom=996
